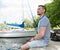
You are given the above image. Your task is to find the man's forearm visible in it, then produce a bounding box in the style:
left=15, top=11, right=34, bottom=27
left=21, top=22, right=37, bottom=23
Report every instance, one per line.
left=33, top=27, right=46, bottom=40
left=33, top=33, right=44, bottom=40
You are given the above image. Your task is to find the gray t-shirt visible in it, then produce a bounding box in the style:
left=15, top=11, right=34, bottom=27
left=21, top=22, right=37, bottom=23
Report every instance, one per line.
left=38, top=15, right=50, bottom=44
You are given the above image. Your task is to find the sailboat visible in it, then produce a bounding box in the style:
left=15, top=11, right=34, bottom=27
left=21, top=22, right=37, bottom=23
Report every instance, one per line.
left=0, top=0, right=37, bottom=38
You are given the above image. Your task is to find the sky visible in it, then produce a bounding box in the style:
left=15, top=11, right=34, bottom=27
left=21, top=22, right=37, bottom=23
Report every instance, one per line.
left=0, top=0, right=52, bottom=24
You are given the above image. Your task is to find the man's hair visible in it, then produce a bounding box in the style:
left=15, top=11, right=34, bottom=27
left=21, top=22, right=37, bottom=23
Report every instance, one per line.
left=38, top=5, right=46, bottom=13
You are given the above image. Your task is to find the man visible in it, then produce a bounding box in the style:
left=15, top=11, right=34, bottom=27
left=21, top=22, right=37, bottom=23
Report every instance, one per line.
left=21, top=5, right=50, bottom=50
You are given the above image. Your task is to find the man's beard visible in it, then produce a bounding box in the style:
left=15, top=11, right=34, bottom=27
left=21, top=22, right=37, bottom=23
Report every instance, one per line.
left=37, top=13, right=41, bottom=15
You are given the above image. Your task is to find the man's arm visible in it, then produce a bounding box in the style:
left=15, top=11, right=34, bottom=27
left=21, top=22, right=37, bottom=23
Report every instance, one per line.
left=33, top=27, right=47, bottom=40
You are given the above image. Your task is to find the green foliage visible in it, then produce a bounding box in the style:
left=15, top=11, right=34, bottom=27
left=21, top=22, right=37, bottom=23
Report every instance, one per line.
left=0, top=23, right=8, bottom=31
left=24, top=19, right=34, bottom=28
left=0, top=23, right=7, bottom=31
left=33, top=16, right=40, bottom=28
left=45, top=0, right=60, bottom=28
left=24, top=16, right=40, bottom=29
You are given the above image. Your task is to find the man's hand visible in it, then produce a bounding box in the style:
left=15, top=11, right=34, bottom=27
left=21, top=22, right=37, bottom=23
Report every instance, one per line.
left=29, top=38, right=34, bottom=42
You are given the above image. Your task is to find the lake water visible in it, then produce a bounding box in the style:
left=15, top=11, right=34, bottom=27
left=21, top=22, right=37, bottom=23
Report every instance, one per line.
left=0, top=37, right=32, bottom=50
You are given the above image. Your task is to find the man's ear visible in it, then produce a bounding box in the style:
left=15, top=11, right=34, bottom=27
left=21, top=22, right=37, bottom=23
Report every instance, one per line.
left=44, top=9, right=45, bottom=12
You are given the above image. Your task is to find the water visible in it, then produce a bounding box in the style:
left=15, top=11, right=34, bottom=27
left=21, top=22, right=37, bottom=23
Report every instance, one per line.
left=0, top=37, right=31, bottom=50
left=0, top=42, right=22, bottom=50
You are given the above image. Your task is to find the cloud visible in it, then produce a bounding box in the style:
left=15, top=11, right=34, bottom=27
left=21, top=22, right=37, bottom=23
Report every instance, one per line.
left=0, top=1, right=7, bottom=8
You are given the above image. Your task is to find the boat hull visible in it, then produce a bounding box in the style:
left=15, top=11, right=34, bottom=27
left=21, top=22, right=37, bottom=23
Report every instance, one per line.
left=0, top=30, right=37, bottom=37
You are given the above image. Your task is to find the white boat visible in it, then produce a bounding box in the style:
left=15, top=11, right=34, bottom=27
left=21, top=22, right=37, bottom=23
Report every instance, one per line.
left=0, top=30, right=37, bottom=37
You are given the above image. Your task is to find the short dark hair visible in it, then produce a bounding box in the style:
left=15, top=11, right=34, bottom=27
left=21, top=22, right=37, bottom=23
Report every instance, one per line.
left=38, top=5, right=46, bottom=13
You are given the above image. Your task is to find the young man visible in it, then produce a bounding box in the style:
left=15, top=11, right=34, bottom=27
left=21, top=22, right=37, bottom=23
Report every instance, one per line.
left=21, top=5, right=50, bottom=50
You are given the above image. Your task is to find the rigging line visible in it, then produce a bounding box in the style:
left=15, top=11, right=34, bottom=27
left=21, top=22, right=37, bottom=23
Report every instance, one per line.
left=27, top=0, right=33, bottom=18
left=27, top=0, right=36, bottom=28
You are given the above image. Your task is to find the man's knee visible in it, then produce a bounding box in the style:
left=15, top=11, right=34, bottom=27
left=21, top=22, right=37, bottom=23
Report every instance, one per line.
left=21, top=44, right=30, bottom=50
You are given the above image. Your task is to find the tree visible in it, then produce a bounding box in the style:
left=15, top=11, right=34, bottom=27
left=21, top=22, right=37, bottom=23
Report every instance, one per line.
left=24, top=19, right=34, bottom=28
left=45, top=0, right=60, bottom=28
left=33, top=16, right=40, bottom=28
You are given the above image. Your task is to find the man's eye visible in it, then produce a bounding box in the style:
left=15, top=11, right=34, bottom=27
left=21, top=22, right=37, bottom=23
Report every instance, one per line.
left=38, top=9, right=40, bottom=10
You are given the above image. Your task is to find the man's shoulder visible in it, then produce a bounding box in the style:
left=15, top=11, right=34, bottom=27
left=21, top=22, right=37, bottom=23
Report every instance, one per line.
left=43, top=16, right=49, bottom=20
left=40, top=16, right=49, bottom=22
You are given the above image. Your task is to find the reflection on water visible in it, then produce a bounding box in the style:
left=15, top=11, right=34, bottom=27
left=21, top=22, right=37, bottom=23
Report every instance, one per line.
left=0, top=37, right=32, bottom=50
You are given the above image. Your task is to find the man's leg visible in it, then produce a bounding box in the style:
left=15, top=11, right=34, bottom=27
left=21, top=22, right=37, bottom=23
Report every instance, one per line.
left=21, top=43, right=30, bottom=50
left=21, top=40, right=47, bottom=50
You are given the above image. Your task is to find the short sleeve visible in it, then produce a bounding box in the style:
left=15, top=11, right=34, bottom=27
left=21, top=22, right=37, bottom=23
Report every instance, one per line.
left=40, top=18, right=49, bottom=27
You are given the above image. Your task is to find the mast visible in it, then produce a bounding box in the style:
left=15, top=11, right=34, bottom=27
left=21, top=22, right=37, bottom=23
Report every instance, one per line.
left=27, top=0, right=36, bottom=28
left=21, top=0, right=24, bottom=30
